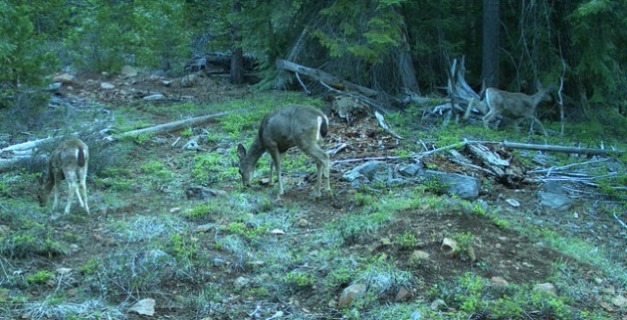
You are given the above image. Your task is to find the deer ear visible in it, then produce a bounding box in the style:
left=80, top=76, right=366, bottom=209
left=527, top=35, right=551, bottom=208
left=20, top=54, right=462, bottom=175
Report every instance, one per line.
left=236, top=144, right=247, bottom=159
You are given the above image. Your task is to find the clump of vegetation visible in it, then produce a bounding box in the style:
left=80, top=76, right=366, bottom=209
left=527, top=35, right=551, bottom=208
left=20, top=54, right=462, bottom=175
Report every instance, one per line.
left=26, top=270, right=55, bottom=285
left=284, top=270, right=316, bottom=288
left=331, top=211, right=392, bottom=245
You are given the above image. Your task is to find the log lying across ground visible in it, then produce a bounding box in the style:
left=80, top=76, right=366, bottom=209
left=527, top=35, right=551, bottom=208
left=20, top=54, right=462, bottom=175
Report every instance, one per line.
left=103, top=110, right=232, bottom=141
left=0, top=111, right=232, bottom=173
left=276, top=59, right=378, bottom=98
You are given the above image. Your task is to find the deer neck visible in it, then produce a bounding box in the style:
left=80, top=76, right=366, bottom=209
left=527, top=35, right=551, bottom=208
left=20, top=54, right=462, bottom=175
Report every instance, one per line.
left=531, top=90, right=547, bottom=107
left=243, top=138, right=266, bottom=169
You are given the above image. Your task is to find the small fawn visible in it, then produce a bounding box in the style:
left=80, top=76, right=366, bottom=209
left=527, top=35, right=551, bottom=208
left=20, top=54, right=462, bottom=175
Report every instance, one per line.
left=38, top=138, right=90, bottom=214
left=237, top=105, right=331, bottom=199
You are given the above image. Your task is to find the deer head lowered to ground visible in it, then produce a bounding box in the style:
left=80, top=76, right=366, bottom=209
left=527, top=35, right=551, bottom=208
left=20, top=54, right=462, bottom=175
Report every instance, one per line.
left=481, top=82, right=553, bottom=136
left=237, top=105, right=331, bottom=199
left=38, top=138, right=90, bottom=214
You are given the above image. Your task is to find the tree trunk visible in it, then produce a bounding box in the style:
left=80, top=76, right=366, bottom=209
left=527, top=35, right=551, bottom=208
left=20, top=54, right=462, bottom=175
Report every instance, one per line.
left=481, top=0, right=500, bottom=88
left=554, top=0, right=590, bottom=119
left=397, top=23, right=420, bottom=94
left=230, top=1, right=244, bottom=84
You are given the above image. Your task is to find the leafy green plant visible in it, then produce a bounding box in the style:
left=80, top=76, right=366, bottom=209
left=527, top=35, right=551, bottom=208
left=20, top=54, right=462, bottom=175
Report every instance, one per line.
left=394, top=232, right=418, bottom=249
left=185, top=202, right=221, bottom=219
left=26, top=270, right=55, bottom=284
left=181, top=127, right=193, bottom=137
left=323, top=267, right=353, bottom=288
left=167, top=233, right=199, bottom=261
left=284, top=270, right=315, bottom=288
left=140, top=160, right=173, bottom=180
left=219, top=222, right=267, bottom=242
left=192, top=152, right=236, bottom=184
left=421, top=176, right=448, bottom=194
left=354, top=192, right=375, bottom=207
left=0, top=181, right=10, bottom=197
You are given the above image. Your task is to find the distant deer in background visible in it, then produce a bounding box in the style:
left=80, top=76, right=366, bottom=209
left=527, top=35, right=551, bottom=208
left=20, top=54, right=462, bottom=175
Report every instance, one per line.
left=38, top=138, right=90, bottom=214
left=237, top=105, right=331, bottom=199
left=481, top=82, right=553, bottom=136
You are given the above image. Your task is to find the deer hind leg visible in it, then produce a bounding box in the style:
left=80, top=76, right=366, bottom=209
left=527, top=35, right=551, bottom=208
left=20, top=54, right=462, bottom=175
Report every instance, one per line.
left=63, top=170, right=80, bottom=214
left=303, top=145, right=331, bottom=198
left=51, top=172, right=63, bottom=211
left=267, top=153, right=284, bottom=186
left=79, top=165, right=90, bottom=214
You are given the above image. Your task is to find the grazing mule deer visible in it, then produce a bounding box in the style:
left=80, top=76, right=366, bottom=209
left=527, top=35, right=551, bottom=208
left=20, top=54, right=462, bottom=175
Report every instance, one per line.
left=237, top=105, right=331, bottom=199
left=38, top=138, right=90, bottom=214
left=481, top=82, right=553, bottom=136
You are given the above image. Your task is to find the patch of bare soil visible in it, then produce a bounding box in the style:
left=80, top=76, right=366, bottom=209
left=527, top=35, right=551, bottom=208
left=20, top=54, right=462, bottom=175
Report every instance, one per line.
left=6, top=70, right=624, bottom=318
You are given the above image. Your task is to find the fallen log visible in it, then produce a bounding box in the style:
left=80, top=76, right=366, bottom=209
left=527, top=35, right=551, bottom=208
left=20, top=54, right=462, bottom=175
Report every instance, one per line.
left=104, top=111, right=232, bottom=141
left=0, top=111, right=233, bottom=173
left=276, top=59, right=378, bottom=98
left=500, top=141, right=624, bottom=156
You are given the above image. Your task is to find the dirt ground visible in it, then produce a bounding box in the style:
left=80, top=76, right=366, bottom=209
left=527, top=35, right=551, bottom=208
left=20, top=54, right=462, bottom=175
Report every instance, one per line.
left=2, top=70, right=626, bottom=319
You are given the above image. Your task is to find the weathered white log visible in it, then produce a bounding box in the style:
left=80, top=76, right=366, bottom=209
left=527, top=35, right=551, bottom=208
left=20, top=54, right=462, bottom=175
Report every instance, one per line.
left=104, top=111, right=232, bottom=141
left=0, top=136, right=56, bottom=154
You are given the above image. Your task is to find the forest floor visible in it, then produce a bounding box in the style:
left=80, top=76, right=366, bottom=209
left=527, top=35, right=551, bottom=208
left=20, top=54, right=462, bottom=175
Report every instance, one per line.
left=0, top=70, right=625, bottom=320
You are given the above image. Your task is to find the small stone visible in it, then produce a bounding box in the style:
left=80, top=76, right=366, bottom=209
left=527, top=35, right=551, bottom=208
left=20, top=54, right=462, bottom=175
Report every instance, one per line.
left=53, top=73, right=75, bottom=84
left=490, top=276, right=509, bottom=287
left=395, top=286, right=412, bottom=301
left=430, top=298, right=446, bottom=310
left=380, top=237, right=392, bottom=246
left=612, top=295, right=627, bottom=308
left=234, top=276, right=250, bottom=289
left=0, top=225, right=10, bottom=236
left=297, top=219, right=309, bottom=228
left=533, top=282, right=556, bottom=295
left=55, top=268, right=72, bottom=275
left=338, top=283, right=367, bottom=308
left=128, top=298, right=156, bottom=316
left=599, top=301, right=614, bottom=312
left=270, top=228, right=285, bottom=235
left=213, top=257, right=225, bottom=267
left=143, top=93, right=165, bottom=100
left=196, top=224, right=213, bottom=233
left=121, top=65, right=138, bottom=78
left=411, top=250, right=430, bottom=262
left=505, top=198, right=520, bottom=207
left=100, top=82, right=115, bottom=89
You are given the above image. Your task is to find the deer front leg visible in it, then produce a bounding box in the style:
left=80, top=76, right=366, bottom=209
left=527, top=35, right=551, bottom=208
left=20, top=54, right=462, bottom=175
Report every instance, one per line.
left=482, top=110, right=497, bottom=129
left=532, top=117, right=548, bottom=136
left=269, top=150, right=284, bottom=198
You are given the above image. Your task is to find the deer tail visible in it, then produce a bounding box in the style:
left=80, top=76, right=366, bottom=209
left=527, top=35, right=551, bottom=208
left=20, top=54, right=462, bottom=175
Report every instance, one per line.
left=319, top=114, right=329, bottom=138
left=77, top=147, right=86, bottom=167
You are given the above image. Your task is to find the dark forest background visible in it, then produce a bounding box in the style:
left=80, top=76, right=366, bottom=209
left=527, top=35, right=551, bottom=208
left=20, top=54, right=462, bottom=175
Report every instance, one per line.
left=1, top=1, right=626, bottom=121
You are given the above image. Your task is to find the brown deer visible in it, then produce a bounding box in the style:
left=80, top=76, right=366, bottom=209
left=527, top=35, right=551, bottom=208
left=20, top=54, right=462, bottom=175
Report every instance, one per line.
left=237, top=105, right=331, bottom=199
left=38, top=138, right=90, bottom=214
left=481, top=82, right=553, bottom=135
